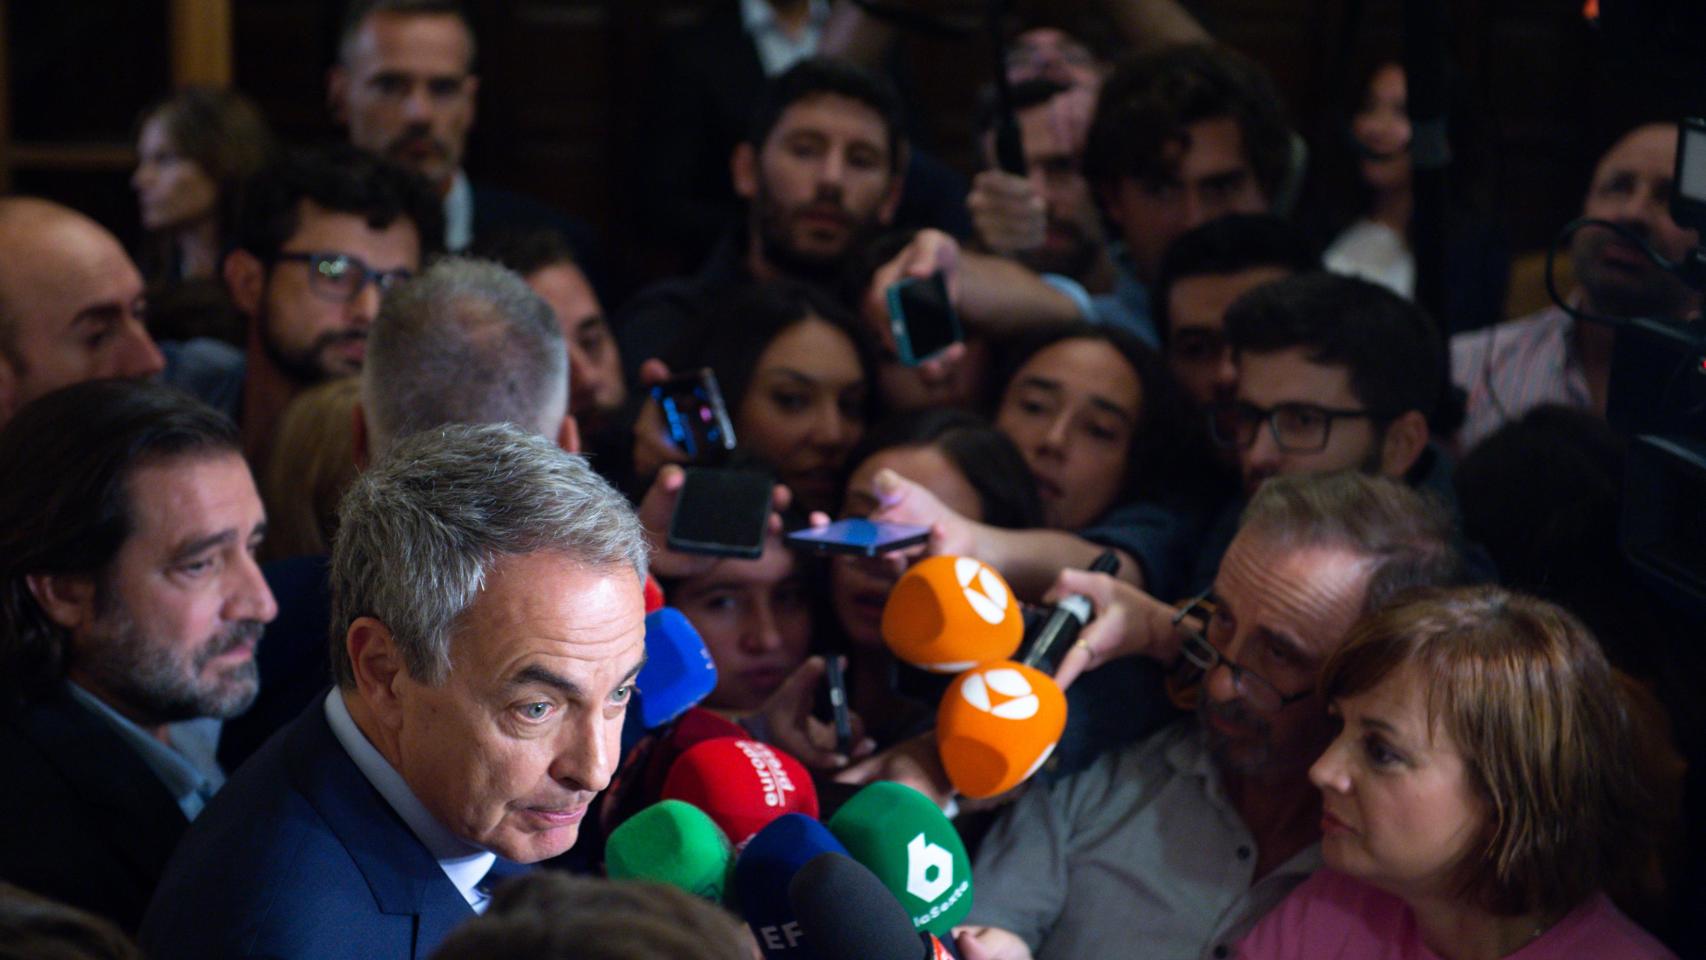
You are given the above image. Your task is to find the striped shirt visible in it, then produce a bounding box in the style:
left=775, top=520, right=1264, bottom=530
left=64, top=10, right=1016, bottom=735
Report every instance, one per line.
left=1450, top=304, right=1590, bottom=453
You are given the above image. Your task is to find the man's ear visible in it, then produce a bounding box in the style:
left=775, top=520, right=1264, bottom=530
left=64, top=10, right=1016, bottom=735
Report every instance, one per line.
left=877, top=143, right=909, bottom=225
left=1377, top=410, right=1430, bottom=479
left=351, top=400, right=371, bottom=471
left=345, top=616, right=407, bottom=727
left=731, top=142, right=759, bottom=201
left=223, top=248, right=266, bottom=320
left=24, top=573, right=96, bottom=634
left=558, top=414, right=581, bottom=455
left=327, top=65, right=350, bottom=126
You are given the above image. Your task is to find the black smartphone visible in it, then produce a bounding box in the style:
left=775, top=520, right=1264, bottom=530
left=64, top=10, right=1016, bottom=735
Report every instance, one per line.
left=884, top=271, right=963, bottom=366
left=785, top=518, right=930, bottom=557
left=1673, top=117, right=1706, bottom=233
left=823, top=655, right=852, bottom=756
left=666, top=467, right=773, bottom=558
left=651, top=368, right=737, bottom=463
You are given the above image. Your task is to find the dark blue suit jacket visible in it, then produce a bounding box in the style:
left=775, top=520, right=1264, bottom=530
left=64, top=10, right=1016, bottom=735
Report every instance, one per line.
left=141, top=697, right=504, bottom=959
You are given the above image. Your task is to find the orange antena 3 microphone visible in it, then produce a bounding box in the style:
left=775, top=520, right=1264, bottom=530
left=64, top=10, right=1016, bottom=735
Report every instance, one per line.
left=880, top=556, right=1023, bottom=673
left=937, top=660, right=1067, bottom=798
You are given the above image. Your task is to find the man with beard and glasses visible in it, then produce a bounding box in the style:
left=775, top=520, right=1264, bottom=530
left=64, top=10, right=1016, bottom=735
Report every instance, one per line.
left=0, top=380, right=277, bottom=933
left=615, top=56, right=1085, bottom=393
left=161, top=143, right=440, bottom=468
left=955, top=473, right=1458, bottom=960
left=328, top=0, right=599, bottom=268
left=1451, top=121, right=1702, bottom=452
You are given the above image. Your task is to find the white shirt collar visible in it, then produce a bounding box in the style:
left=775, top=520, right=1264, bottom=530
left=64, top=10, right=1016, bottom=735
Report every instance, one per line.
left=323, top=689, right=496, bottom=910
left=740, top=0, right=831, bottom=76
left=443, top=169, right=474, bottom=253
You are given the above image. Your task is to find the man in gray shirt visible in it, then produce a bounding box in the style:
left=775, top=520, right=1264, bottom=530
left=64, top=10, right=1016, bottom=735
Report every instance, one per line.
left=958, top=473, right=1459, bottom=960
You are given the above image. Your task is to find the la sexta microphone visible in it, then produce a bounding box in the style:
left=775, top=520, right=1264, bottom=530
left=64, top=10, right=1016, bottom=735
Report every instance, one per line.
left=788, top=852, right=960, bottom=960
left=825, top=781, right=972, bottom=934
left=1018, top=549, right=1119, bottom=674
left=881, top=556, right=1023, bottom=673
left=734, top=814, right=849, bottom=959
left=604, top=799, right=733, bottom=902
left=661, top=737, right=818, bottom=848
left=635, top=606, right=719, bottom=729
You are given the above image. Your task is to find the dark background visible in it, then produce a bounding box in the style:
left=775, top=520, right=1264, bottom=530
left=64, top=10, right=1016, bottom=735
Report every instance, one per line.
left=7, top=0, right=1704, bottom=302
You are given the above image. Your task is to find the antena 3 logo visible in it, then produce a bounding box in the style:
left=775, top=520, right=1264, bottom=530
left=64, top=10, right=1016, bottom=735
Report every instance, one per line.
left=953, top=558, right=1009, bottom=625
left=958, top=667, right=1040, bottom=720
left=735, top=740, right=797, bottom=808
left=907, top=833, right=970, bottom=924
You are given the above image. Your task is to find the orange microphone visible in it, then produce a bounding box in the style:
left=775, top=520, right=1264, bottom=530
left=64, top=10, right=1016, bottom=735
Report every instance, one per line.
left=880, top=556, right=1023, bottom=673
left=935, top=660, right=1067, bottom=799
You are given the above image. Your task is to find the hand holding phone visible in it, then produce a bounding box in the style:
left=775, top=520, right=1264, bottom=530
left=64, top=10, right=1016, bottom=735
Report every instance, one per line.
left=885, top=271, right=963, bottom=366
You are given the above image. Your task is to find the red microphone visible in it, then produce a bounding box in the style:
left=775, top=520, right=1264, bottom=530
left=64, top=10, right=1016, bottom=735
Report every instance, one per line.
left=881, top=556, right=1023, bottom=673
left=661, top=737, right=819, bottom=848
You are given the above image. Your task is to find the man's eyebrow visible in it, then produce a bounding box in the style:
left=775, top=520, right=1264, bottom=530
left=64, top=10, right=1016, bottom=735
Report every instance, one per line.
left=72, top=304, right=125, bottom=328
left=1253, top=625, right=1311, bottom=664
left=510, top=665, right=584, bottom=698
left=169, top=529, right=239, bottom=563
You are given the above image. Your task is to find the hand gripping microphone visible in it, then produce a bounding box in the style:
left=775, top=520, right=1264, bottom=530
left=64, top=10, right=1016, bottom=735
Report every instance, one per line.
left=936, top=660, right=1067, bottom=798
left=604, top=799, right=733, bottom=902
left=825, top=781, right=972, bottom=935
left=661, top=737, right=818, bottom=848
left=734, top=814, right=849, bottom=959
left=881, top=556, right=1024, bottom=673
left=789, top=852, right=959, bottom=960
left=634, top=606, right=719, bottom=729
left=1017, top=550, right=1120, bottom=674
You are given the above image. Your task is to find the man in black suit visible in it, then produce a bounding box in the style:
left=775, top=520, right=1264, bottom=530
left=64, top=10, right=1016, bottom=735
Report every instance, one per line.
left=141, top=423, right=649, bottom=959
left=328, top=0, right=598, bottom=269
left=0, top=380, right=277, bottom=931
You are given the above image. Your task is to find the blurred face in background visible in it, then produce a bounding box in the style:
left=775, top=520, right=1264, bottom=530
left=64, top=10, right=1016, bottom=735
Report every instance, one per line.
left=1351, top=63, right=1411, bottom=196
left=832, top=444, right=984, bottom=648
left=995, top=337, right=1140, bottom=530
left=331, top=11, right=477, bottom=193
left=672, top=533, right=813, bottom=713
left=525, top=261, right=626, bottom=428
left=133, top=115, right=220, bottom=233
left=1569, top=123, right=1700, bottom=320
left=737, top=317, right=868, bottom=515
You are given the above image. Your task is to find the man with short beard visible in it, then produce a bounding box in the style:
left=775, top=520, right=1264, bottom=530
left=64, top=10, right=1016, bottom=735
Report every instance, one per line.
left=161, top=143, right=440, bottom=467
left=958, top=473, right=1458, bottom=960
left=0, top=380, right=277, bottom=933
left=616, top=57, right=1084, bottom=392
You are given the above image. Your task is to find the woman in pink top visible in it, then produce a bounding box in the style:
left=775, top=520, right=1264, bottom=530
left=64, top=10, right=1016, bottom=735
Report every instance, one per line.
left=1239, top=586, right=1676, bottom=959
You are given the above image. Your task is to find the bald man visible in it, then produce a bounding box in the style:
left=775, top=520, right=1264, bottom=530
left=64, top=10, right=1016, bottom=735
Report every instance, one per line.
left=0, top=198, right=165, bottom=422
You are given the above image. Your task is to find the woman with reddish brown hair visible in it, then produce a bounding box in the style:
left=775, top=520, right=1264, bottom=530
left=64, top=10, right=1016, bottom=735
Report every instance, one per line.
left=1238, top=586, right=1676, bottom=959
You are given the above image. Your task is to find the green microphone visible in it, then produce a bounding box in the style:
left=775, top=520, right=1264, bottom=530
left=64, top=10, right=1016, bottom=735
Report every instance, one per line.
left=605, top=799, right=734, bottom=903
left=825, top=782, right=973, bottom=935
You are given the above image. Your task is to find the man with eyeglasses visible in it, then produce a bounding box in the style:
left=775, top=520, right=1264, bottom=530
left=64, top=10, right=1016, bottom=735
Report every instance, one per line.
left=161, top=143, right=441, bottom=467
left=957, top=473, right=1459, bottom=960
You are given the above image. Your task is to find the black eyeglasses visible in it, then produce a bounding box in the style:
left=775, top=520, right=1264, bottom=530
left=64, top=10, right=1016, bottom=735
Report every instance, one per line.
left=1212, top=400, right=1375, bottom=453
left=274, top=252, right=413, bottom=304
left=1171, top=590, right=1312, bottom=714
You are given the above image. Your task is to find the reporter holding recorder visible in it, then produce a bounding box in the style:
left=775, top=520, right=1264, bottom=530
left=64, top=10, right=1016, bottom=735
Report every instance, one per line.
left=1237, top=587, right=1677, bottom=959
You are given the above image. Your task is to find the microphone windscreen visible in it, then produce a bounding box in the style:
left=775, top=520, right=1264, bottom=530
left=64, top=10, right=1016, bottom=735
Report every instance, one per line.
left=644, top=573, right=666, bottom=613
left=735, top=814, right=848, bottom=959
left=881, top=556, right=1023, bottom=673
left=789, top=852, right=933, bottom=960
left=937, top=661, right=1067, bottom=798
left=636, top=607, right=719, bottom=728
left=825, top=782, right=972, bottom=934
left=662, top=737, right=818, bottom=847
left=604, top=799, right=732, bottom=902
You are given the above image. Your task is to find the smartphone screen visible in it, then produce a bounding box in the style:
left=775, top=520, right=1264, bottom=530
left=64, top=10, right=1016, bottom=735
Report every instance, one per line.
left=1674, top=119, right=1706, bottom=232
left=885, top=272, right=962, bottom=365
left=785, top=518, right=930, bottom=556
left=667, top=467, right=773, bottom=558
left=652, top=369, right=736, bottom=462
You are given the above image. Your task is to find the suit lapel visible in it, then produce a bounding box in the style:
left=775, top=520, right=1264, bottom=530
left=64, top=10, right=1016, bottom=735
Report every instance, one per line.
left=281, top=702, right=473, bottom=957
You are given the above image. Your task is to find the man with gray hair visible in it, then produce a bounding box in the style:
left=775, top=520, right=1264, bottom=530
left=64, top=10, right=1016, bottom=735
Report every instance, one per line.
left=958, top=472, right=1458, bottom=960
left=142, top=423, right=649, bottom=960
left=357, top=255, right=576, bottom=462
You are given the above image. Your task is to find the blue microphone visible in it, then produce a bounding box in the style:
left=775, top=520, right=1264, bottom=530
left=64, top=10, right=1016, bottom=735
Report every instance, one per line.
left=635, top=607, right=719, bottom=729
left=734, top=813, right=848, bottom=959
